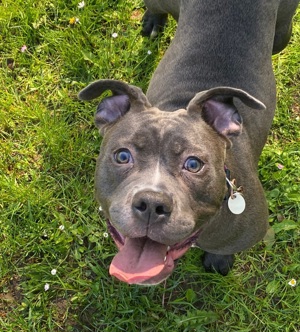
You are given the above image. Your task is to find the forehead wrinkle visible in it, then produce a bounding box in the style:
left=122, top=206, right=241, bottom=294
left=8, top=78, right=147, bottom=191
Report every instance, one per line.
left=159, top=115, right=191, bottom=154
left=131, top=111, right=174, bottom=149
left=131, top=124, right=161, bottom=150
left=161, top=118, right=219, bottom=161
left=121, top=109, right=190, bottom=151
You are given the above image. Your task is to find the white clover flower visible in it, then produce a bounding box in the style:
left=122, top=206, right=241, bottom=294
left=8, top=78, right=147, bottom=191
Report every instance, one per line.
left=51, top=269, right=57, bottom=276
left=78, top=1, right=85, bottom=8
left=20, top=45, right=27, bottom=52
left=288, top=278, right=297, bottom=287
left=112, top=32, right=118, bottom=38
left=44, top=283, right=50, bottom=291
left=59, top=225, right=65, bottom=231
left=147, top=50, right=152, bottom=55
left=103, top=232, right=109, bottom=238
left=99, top=206, right=103, bottom=212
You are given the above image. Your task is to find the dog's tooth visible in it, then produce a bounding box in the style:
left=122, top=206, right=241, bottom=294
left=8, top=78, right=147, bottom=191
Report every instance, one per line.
left=164, top=255, right=167, bottom=262
left=167, top=246, right=171, bottom=252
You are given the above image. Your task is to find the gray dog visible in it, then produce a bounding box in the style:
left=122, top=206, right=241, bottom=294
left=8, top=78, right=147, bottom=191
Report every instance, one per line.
left=78, top=0, right=298, bottom=285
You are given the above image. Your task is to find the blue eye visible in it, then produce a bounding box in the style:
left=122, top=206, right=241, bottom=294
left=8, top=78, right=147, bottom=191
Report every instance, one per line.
left=184, top=157, right=203, bottom=173
left=114, top=149, right=132, bottom=164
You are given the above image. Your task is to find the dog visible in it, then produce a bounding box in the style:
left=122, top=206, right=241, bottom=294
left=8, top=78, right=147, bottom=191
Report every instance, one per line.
left=78, top=0, right=298, bottom=285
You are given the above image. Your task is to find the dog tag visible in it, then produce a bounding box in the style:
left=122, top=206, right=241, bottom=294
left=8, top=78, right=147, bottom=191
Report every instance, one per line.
left=228, top=192, right=246, bottom=214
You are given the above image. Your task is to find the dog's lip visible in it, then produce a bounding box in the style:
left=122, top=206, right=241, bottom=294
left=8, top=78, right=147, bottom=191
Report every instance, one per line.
left=107, top=219, right=126, bottom=250
left=106, top=219, right=200, bottom=260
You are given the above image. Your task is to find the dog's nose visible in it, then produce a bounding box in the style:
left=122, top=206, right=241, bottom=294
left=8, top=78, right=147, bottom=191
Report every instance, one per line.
left=132, top=190, right=173, bottom=223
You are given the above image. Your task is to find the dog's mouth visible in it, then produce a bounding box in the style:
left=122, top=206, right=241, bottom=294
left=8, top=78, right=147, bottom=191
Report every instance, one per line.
left=107, top=220, right=200, bottom=285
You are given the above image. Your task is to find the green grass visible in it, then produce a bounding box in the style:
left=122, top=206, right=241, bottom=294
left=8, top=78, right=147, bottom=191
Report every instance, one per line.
left=0, top=1, right=299, bottom=331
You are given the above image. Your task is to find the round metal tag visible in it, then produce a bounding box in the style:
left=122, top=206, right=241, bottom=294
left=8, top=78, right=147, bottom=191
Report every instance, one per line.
left=228, top=192, right=246, bottom=215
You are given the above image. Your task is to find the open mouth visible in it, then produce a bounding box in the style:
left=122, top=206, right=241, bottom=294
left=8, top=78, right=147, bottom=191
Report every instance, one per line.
left=107, top=220, right=200, bottom=285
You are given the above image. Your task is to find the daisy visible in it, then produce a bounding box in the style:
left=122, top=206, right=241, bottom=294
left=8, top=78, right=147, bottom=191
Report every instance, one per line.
left=288, top=278, right=297, bottom=287
left=78, top=1, right=85, bottom=8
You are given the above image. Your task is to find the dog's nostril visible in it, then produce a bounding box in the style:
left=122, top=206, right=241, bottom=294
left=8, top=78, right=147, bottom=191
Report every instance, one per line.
left=156, top=205, right=166, bottom=215
left=136, top=201, right=147, bottom=212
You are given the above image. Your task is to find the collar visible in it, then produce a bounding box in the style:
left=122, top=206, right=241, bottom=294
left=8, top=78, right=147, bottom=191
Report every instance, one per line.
left=224, top=165, right=243, bottom=200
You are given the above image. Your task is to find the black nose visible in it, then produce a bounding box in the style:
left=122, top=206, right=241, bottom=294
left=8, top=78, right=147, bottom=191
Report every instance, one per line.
left=132, top=190, right=173, bottom=223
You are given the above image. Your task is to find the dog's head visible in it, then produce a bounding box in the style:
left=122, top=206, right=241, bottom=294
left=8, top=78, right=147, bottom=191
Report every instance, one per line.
left=78, top=79, right=265, bottom=285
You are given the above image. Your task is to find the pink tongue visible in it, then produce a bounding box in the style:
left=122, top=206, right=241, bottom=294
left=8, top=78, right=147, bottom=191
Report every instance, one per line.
left=109, top=237, right=174, bottom=284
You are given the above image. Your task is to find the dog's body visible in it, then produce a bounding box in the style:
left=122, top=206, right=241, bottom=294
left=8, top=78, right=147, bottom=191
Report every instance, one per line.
left=79, top=0, right=298, bottom=285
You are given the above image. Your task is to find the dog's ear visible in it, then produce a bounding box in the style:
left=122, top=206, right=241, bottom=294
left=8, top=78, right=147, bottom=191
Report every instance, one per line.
left=78, top=79, right=151, bottom=132
left=187, top=87, right=265, bottom=137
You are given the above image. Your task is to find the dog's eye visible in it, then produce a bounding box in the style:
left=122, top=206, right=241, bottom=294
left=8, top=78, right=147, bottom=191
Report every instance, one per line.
left=184, top=157, right=204, bottom=173
left=114, top=149, right=132, bottom=164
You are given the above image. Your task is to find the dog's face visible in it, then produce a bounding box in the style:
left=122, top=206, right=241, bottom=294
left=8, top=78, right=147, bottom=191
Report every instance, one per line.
left=96, top=108, right=227, bottom=284
left=78, top=79, right=265, bottom=285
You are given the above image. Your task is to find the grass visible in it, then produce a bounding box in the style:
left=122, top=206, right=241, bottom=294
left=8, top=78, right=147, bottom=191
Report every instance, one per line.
left=0, top=0, right=299, bottom=331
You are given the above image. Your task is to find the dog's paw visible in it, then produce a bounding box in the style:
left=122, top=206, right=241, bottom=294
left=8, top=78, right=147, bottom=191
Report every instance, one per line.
left=141, top=10, right=167, bottom=38
left=202, top=252, right=234, bottom=276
